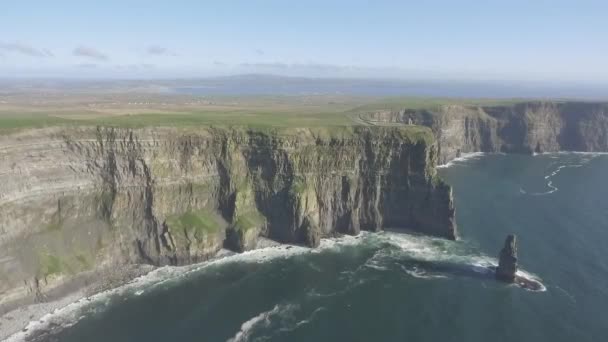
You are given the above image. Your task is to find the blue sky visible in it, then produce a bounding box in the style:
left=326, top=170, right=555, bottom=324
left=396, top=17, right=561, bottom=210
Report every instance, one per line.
left=1, top=0, right=607, bottom=81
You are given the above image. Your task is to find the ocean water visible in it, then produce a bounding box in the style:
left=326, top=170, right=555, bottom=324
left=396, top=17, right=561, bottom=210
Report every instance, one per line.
left=24, top=153, right=608, bottom=342
left=168, top=76, right=608, bottom=99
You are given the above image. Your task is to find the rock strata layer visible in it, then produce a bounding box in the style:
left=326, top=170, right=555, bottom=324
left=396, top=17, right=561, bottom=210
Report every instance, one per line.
left=0, top=125, right=456, bottom=310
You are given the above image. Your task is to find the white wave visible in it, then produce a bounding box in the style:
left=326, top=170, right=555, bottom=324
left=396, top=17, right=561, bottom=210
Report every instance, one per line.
left=522, top=162, right=586, bottom=196
left=277, top=306, right=326, bottom=334
left=515, top=270, right=547, bottom=292
left=380, top=231, right=465, bottom=264
left=470, top=258, right=546, bottom=292
left=380, top=232, right=545, bottom=290
left=227, top=304, right=290, bottom=342
left=469, top=259, right=498, bottom=274
left=361, top=249, right=390, bottom=271
left=4, top=235, right=363, bottom=342
left=292, top=307, right=325, bottom=329
left=364, top=263, right=388, bottom=271
left=5, top=230, right=546, bottom=341
left=437, top=152, right=487, bottom=168
left=400, top=265, right=447, bottom=279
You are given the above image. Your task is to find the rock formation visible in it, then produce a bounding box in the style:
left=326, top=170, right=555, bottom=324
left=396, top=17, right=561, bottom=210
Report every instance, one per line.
left=7, top=99, right=605, bottom=309
left=496, top=234, right=518, bottom=282
left=0, top=125, right=456, bottom=309
left=363, top=101, right=608, bottom=164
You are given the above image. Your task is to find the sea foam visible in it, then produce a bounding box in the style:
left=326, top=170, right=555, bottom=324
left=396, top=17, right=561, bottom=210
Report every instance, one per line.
left=437, top=152, right=487, bottom=168
left=3, top=235, right=361, bottom=342
left=521, top=152, right=604, bottom=196
left=5, top=231, right=545, bottom=341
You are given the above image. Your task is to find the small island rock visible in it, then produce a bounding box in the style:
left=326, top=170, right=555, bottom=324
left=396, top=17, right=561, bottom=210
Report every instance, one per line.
left=496, top=234, right=518, bottom=282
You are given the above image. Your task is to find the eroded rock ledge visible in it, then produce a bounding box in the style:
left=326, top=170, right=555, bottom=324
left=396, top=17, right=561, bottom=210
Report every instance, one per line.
left=0, top=125, right=455, bottom=309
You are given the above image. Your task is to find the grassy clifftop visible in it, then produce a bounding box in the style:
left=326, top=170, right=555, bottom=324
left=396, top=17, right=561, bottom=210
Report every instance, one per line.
left=3, top=94, right=604, bottom=137
left=0, top=94, right=546, bottom=132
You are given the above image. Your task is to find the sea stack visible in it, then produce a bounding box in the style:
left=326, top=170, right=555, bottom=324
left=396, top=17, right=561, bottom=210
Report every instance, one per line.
left=496, top=234, right=518, bottom=282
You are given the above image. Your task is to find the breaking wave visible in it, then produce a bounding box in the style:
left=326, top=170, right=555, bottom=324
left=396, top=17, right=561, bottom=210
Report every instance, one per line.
left=227, top=304, right=291, bottom=342
left=5, top=231, right=545, bottom=342
left=360, top=231, right=546, bottom=291
left=437, top=152, right=487, bottom=168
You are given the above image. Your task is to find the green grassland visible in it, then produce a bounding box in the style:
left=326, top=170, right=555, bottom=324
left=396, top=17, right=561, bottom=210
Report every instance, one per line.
left=0, top=95, right=551, bottom=133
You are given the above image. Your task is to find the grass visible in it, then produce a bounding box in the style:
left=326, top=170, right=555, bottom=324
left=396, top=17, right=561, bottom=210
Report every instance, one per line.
left=166, top=210, right=221, bottom=238
left=289, top=177, right=307, bottom=196
left=0, top=113, right=76, bottom=133
left=0, top=110, right=354, bottom=133
left=233, top=211, right=265, bottom=231
left=37, top=252, right=94, bottom=277
left=349, top=96, right=529, bottom=113
left=38, top=253, right=64, bottom=277
left=0, top=95, right=567, bottom=133
left=96, top=111, right=354, bottom=128
left=46, top=220, right=62, bottom=232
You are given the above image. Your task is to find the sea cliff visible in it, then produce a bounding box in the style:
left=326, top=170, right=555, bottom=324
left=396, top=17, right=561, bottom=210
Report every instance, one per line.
left=0, top=125, right=455, bottom=311
left=364, top=101, right=608, bottom=164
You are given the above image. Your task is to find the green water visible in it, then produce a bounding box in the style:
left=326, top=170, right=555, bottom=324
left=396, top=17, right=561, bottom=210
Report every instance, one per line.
left=41, top=153, right=608, bottom=342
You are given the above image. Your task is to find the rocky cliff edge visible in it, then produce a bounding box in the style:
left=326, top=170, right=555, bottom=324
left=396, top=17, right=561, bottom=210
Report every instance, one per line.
left=0, top=125, right=456, bottom=310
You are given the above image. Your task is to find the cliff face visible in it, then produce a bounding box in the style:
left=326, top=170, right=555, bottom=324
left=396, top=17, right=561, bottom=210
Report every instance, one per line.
left=365, top=101, right=608, bottom=164
left=0, top=126, right=455, bottom=307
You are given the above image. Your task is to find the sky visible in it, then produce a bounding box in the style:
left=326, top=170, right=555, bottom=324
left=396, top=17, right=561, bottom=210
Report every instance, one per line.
left=1, top=0, right=607, bottom=82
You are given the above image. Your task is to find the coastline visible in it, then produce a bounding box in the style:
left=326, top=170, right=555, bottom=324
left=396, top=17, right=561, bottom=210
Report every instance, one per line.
left=2, top=150, right=575, bottom=341
left=0, top=265, right=154, bottom=342
left=0, top=238, right=283, bottom=342
left=0, top=225, right=551, bottom=341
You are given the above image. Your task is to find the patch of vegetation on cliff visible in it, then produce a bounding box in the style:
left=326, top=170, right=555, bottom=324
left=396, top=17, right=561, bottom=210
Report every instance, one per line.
left=166, top=210, right=221, bottom=238
left=36, top=251, right=94, bottom=278
left=430, top=173, right=444, bottom=187
left=46, top=221, right=62, bottom=232
left=37, top=253, right=64, bottom=277
left=289, top=176, right=307, bottom=196
left=232, top=211, right=265, bottom=231
left=75, top=254, right=92, bottom=270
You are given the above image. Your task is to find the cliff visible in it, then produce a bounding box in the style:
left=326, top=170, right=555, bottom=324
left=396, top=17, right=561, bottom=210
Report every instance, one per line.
left=0, top=125, right=455, bottom=309
left=364, top=101, right=608, bottom=164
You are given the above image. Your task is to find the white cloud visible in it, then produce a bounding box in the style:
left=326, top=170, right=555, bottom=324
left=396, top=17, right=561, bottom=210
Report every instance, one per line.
left=73, top=46, right=109, bottom=61
left=146, top=45, right=177, bottom=56
left=0, top=42, right=53, bottom=57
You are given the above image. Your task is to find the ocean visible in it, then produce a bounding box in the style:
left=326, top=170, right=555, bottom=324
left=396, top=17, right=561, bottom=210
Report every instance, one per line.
left=168, top=76, right=608, bottom=99
left=16, top=153, right=608, bottom=342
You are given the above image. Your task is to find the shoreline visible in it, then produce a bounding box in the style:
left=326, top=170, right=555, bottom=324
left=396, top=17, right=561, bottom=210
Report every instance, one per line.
left=0, top=238, right=283, bottom=342
left=0, top=265, right=154, bottom=342
left=0, top=228, right=551, bottom=341
left=4, top=150, right=587, bottom=340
